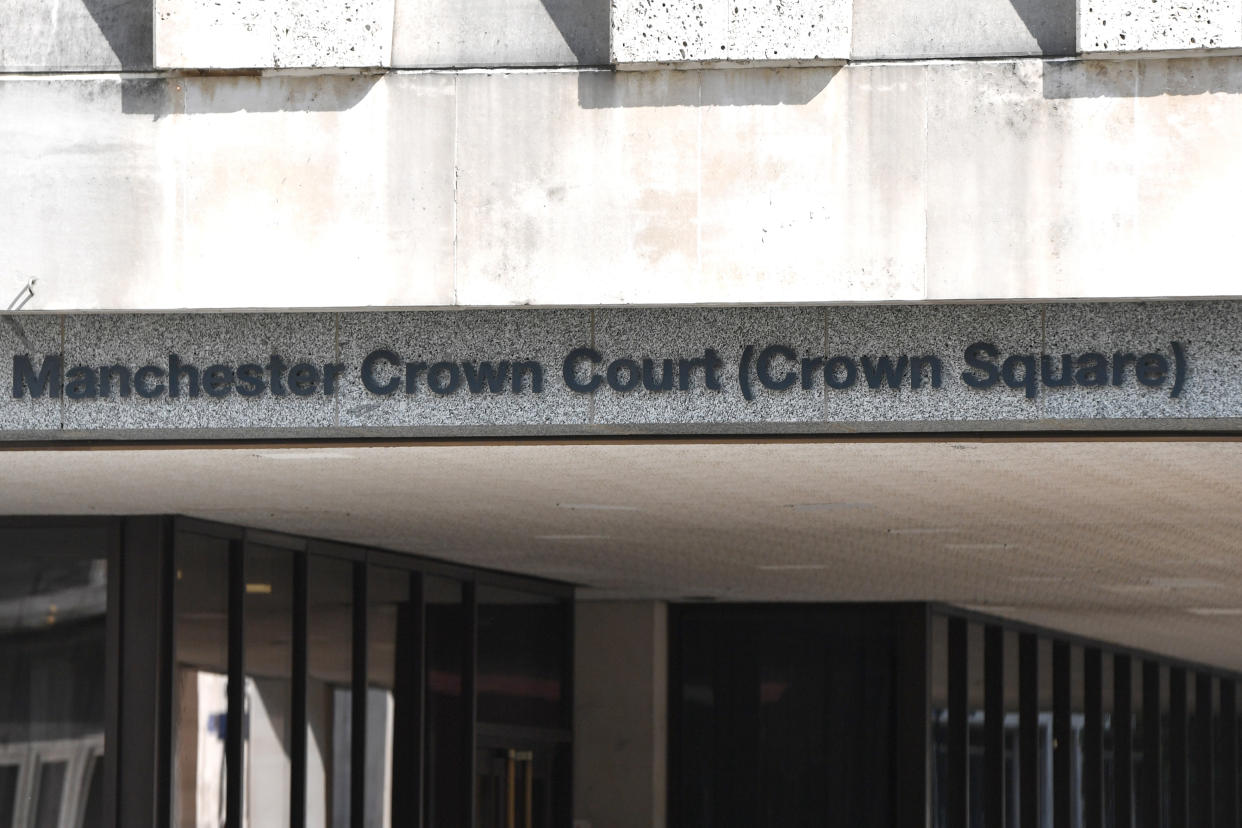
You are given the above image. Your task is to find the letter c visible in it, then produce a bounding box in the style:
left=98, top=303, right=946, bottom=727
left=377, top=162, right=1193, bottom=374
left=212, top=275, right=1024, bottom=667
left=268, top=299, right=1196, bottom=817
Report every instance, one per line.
left=361, top=349, right=401, bottom=395
left=563, top=348, right=603, bottom=393
left=757, top=345, right=798, bottom=391
left=135, top=365, right=166, bottom=399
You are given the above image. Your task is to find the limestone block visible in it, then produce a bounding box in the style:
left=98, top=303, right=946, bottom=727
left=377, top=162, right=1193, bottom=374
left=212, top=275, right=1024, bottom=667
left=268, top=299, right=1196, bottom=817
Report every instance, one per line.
left=0, top=0, right=152, bottom=70
left=610, top=0, right=850, bottom=66
left=155, top=0, right=395, bottom=68
left=1079, top=0, right=1242, bottom=54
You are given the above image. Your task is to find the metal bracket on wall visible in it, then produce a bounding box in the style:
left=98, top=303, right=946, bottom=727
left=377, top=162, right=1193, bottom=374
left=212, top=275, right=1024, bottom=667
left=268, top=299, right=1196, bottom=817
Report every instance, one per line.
left=6, top=279, right=36, bottom=311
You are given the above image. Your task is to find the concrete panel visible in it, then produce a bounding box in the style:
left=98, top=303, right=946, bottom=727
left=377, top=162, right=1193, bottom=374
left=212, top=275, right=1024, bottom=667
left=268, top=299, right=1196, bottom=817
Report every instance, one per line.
left=0, top=74, right=456, bottom=312
left=1079, top=0, right=1242, bottom=54
left=154, top=0, right=394, bottom=68
left=924, top=59, right=1139, bottom=300
left=573, top=602, right=667, bottom=828
left=453, top=71, right=701, bottom=305
left=610, top=0, right=850, bottom=66
left=851, top=0, right=1074, bottom=59
left=392, top=0, right=608, bottom=66
left=698, top=66, right=925, bottom=302
left=0, top=0, right=152, bottom=70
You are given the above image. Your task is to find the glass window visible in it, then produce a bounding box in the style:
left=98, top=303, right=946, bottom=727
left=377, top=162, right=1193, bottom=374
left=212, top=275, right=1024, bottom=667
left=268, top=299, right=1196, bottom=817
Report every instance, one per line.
left=424, top=576, right=466, bottom=828
left=476, top=586, right=568, bottom=729
left=307, top=555, right=354, bottom=828
left=0, top=527, right=109, bottom=828
left=173, top=532, right=230, bottom=828
left=242, top=544, right=294, bottom=828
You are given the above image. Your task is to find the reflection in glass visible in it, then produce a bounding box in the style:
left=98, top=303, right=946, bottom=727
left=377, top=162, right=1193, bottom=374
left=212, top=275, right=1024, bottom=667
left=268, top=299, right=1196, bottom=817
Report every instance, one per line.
left=424, top=577, right=465, bottom=828
left=476, top=587, right=568, bottom=729
left=366, top=566, right=413, bottom=828
left=0, top=528, right=109, bottom=828
left=243, top=545, right=294, bottom=828
left=174, top=533, right=230, bottom=828
left=307, top=556, right=354, bottom=828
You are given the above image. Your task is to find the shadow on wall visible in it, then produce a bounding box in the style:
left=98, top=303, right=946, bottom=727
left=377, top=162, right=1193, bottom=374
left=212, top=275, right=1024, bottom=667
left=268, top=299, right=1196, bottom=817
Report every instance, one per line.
left=538, top=0, right=610, bottom=64
left=577, top=66, right=838, bottom=108
left=1007, top=0, right=1077, bottom=57
left=80, top=0, right=153, bottom=69
left=120, top=74, right=383, bottom=117
left=1041, top=54, right=1242, bottom=98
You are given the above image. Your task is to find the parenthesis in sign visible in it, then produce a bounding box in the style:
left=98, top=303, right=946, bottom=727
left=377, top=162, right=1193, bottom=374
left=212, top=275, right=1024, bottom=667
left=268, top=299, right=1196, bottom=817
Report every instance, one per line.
left=739, top=345, right=754, bottom=402
left=1171, top=341, right=1186, bottom=399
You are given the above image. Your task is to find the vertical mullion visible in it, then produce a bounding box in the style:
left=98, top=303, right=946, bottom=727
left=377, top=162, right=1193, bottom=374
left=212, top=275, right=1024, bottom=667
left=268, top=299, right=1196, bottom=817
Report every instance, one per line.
left=1053, top=642, right=1072, bottom=828
left=948, top=618, right=968, bottom=828
left=391, top=572, right=425, bottom=828
left=1020, top=634, right=1039, bottom=828
left=985, top=626, right=1005, bottom=828
left=1083, top=648, right=1103, bottom=828
left=1221, top=681, right=1237, bottom=828
left=226, top=539, right=245, bottom=828
left=1142, top=661, right=1161, bottom=825
left=1115, top=655, right=1133, bottom=828
left=1194, top=672, right=1213, bottom=828
left=1169, top=668, right=1187, bottom=828
left=104, top=523, right=121, bottom=828
left=464, top=581, right=479, bottom=828
left=291, top=551, right=308, bottom=828
left=351, top=561, right=368, bottom=828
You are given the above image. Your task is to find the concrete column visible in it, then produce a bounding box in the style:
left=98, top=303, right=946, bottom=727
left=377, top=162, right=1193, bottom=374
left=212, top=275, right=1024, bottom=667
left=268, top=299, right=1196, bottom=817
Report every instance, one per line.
left=573, top=601, right=667, bottom=828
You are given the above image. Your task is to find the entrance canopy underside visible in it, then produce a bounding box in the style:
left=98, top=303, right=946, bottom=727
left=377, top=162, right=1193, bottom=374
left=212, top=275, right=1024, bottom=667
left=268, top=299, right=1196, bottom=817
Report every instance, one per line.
left=3, top=438, right=1241, bottom=669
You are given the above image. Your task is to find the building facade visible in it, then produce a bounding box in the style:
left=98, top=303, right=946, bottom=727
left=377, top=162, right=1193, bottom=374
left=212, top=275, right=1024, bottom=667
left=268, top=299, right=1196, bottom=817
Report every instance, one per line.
left=4, top=0, right=1242, bottom=825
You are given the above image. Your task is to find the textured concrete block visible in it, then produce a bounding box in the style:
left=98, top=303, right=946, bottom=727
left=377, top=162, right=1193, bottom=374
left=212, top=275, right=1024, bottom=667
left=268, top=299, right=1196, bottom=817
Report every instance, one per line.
left=392, top=0, right=608, bottom=66
left=610, top=0, right=850, bottom=65
left=0, top=0, right=153, bottom=70
left=851, top=0, right=1075, bottom=59
left=155, top=0, right=394, bottom=68
left=61, top=313, right=336, bottom=433
left=1079, top=0, right=1242, bottom=53
left=336, top=310, right=593, bottom=430
left=591, top=307, right=824, bottom=425
left=0, top=314, right=62, bottom=435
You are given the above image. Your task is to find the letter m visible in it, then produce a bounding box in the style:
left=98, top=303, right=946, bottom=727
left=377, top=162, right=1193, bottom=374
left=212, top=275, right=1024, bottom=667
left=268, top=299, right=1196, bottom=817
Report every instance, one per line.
left=12, top=355, right=62, bottom=399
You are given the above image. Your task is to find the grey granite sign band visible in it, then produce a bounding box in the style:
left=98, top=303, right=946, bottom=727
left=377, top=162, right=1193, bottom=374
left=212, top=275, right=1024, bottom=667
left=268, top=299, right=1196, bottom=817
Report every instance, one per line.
left=1, top=302, right=1240, bottom=440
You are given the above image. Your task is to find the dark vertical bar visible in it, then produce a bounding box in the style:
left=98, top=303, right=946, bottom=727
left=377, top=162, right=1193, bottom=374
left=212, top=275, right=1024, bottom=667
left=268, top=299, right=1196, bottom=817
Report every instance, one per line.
left=895, top=605, right=931, bottom=828
left=351, top=561, right=368, bottom=828
left=1084, top=648, right=1103, bottom=828
left=118, top=517, right=172, bottom=828
left=1222, top=682, right=1237, bottom=828
left=1054, top=642, right=1072, bottom=828
left=985, top=626, right=1005, bottom=828
left=463, top=581, right=478, bottom=828
left=1169, top=668, right=1187, bottom=828
left=226, top=539, right=245, bottom=828
left=949, top=618, right=969, bottom=828
left=291, top=551, right=308, bottom=828
left=391, top=572, right=425, bottom=828
left=104, top=523, right=121, bottom=828
left=1115, top=655, right=1133, bottom=828
left=1193, top=672, right=1214, bottom=828
left=1142, top=661, right=1161, bottom=826
left=1020, top=634, right=1039, bottom=828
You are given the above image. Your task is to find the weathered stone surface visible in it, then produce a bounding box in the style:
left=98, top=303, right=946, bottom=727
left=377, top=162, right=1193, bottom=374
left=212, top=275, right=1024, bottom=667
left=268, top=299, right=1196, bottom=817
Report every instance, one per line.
left=1079, top=0, right=1242, bottom=53
left=392, top=0, right=608, bottom=66
left=0, top=302, right=1240, bottom=440
left=852, top=0, right=1075, bottom=59
left=0, top=0, right=153, bottom=70
left=155, top=0, right=394, bottom=68
left=610, top=0, right=850, bottom=66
